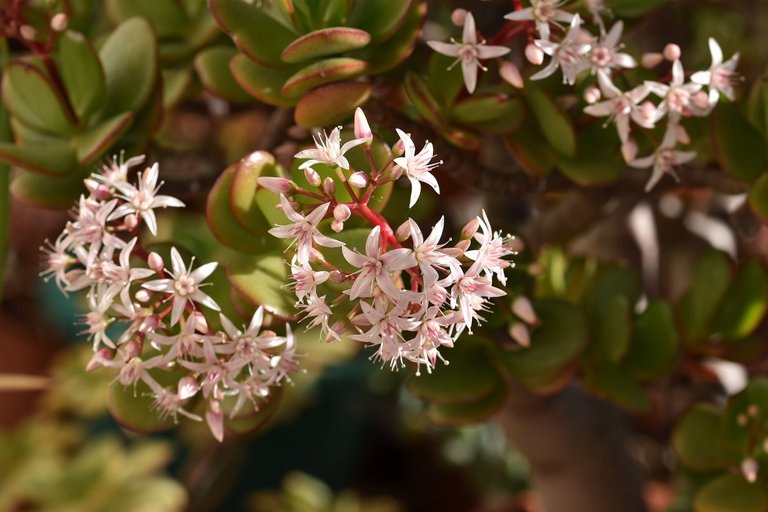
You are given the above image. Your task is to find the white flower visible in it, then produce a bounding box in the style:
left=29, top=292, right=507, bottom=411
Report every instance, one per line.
left=691, top=38, right=740, bottom=105
left=588, top=21, right=637, bottom=73
left=342, top=225, right=416, bottom=301
left=645, top=60, right=703, bottom=123
left=94, top=153, right=146, bottom=189
left=408, top=217, right=453, bottom=283
left=295, top=127, right=368, bottom=170
left=289, top=258, right=329, bottom=301
left=532, top=15, right=591, bottom=85
left=584, top=71, right=653, bottom=143
left=99, top=238, right=155, bottom=308
left=629, top=127, right=697, bottom=191
left=350, top=301, right=417, bottom=370
left=40, top=232, right=74, bottom=292
left=450, top=256, right=506, bottom=332
left=268, top=195, right=345, bottom=265
left=142, top=247, right=220, bottom=326
left=66, top=197, right=122, bottom=254
left=147, top=313, right=208, bottom=362
left=505, top=0, right=575, bottom=42
left=298, top=292, right=339, bottom=341
left=393, top=129, right=442, bottom=208
left=465, top=211, right=516, bottom=286
left=427, top=12, right=510, bottom=93
left=109, top=163, right=185, bottom=235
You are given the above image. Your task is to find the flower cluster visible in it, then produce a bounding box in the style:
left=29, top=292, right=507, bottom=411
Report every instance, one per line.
left=427, top=1, right=740, bottom=190
left=42, top=155, right=299, bottom=441
left=259, top=110, right=516, bottom=373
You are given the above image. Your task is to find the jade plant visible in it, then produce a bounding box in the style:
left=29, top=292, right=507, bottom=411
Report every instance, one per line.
left=3, top=0, right=768, bottom=510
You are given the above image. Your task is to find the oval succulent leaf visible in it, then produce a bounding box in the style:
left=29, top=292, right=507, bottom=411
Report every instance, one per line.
left=673, top=404, right=744, bottom=471
left=106, top=0, right=189, bottom=38
left=0, top=141, right=78, bottom=176
left=294, top=80, right=372, bottom=128
left=226, top=252, right=296, bottom=320
left=426, top=378, right=509, bottom=427
left=694, top=474, right=768, bottom=512
left=348, top=0, right=413, bottom=42
left=75, top=111, right=134, bottom=164
left=713, top=103, right=768, bottom=183
left=58, top=31, right=106, bottom=122
left=11, top=170, right=89, bottom=208
left=231, top=151, right=280, bottom=234
left=230, top=54, right=297, bottom=108
left=525, top=88, right=576, bottom=157
left=281, top=27, right=372, bottom=64
left=194, top=46, right=253, bottom=104
left=282, top=57, right=368, bottom=98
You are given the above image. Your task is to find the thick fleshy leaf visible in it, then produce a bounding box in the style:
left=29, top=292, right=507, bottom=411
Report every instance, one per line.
left=499, top=299, right=588, bottom=393
left=584, top=295, right=632, bottom=364
left=75, top=111, right=133, bottom=164
left=559, top=152, right=625, bottom=185
left=451, top=94, right=525, bottom=129
left=282, top=58, right=368, bottom=98
left=407, top=340, right=503, bottom=405
left=2, top=62, right=76, bottom=135
left=360, top=0, right=424, bottom=75
left=713, top=103, right=768, bottom=183
left=206, top=164, right=272, bottom=253
left=0, top=141, right=78, bottom=175
left=107, top=372, right=186, bottom=433
left=194, top=46, right=253, bottom=104
left=281, top=27, right=371, bottom=64
left=582, top=364, right=650, bottom=413
left=505, top=124, right=557, bottom=176
left=226, top=252, right=295, bottom=320
left=623, top=301, right=678, bottom=379
left=404, top=72, right=446, bottom=128
left=426, top=378, right=508, bottom=427
left=58, top=31, right=105, bottom=122
left=725, top=378, right=768, bottom=437
left=230, top=53, right=297, bottom=107
left=223, top=387, right=283, bottom=435
left=231, top=151, right=280, bottom=233
left=525, top=88, right=576, bottom=157
left=747, top=74, right=768, bottom=137
left=348, top=0, right=413, bottom=41
left=673, top=404, right=744, bottom=471
left=679, top=250, right=732, bottom=344
left=162, top=68, right=193, bottom=110
left=749, top=173, right=768, bottom=225
left=428, top=54, right=465, bottom=107
left=710, top=262, right=768, bottom=339
left=694, top=474, right=768, bottom=512
left=106, top=0, right=188, bottom=38
left=294, top=80, right=372, bottom=128
left=11, top=170, right=85, bottom=207
left=99, top=17, right=159, bottom=118
left=209, top=0, right=297, bottom=66
left=587, top=265, right=641, bottom=314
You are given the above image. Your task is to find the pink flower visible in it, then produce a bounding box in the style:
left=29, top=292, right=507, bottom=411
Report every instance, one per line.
left=584, top=71, right=653, bottom=143
left=629, top=127, right=697, bottom=191
left=588, top=21, right=637, bottom=72
left=295, top=126, right=368, bottom=170
left=451, top=257, right=506, bottom=332
left=350, top=301, right=418, bottom=370
left=393, top=130, right=442, bottom=208
left=505, top=0, right=575, bottom=42
left=269, top=195, right=344, bottom=265
left=532, top=15, right=591, bottom=85
left=645, top=60, right=703, bottom=122
left=691, top=38, right=740, bottom=105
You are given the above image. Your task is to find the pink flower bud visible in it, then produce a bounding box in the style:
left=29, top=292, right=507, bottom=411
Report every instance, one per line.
left=206, top=400, right=224, bottom=442
left=50, top=12, right=68, bottom=32
left=508, top=322, right=531, bottom=348
left=328, top=321, right=346, bottom=341
left=354, top=108, right=373, bottom=142
left=124, top=214, right=139, bottom=230
left=123, top=340, right=141, bottom=359
left=512, top=296, right=538, bottom=325
left=451, top=8, right=468, bottom=26
left=742, top=458, right=759, bottom=483
left=323, top=177, right=335, bottom=196
left=621, top=139, right=638, bottom=163
left=500, top=61, right=524, bottom=89
left=148, top=252, right=164, bottom=272
left=461, top=217, right=480, bottom=239
left=693, top=90, right=710, bottom=110
left=639, top=101, right=657, bottom=124
left=640, top=52, right=664, bottom=69
left=86, top=348, right=113, bottom=371
left=193, top=311, right=209, bottom=334
left=675, top=124, right=690, bottom=145
left=454, top=239, right=471, bottom=253
left=333, top=203, right=351, bottom=222
left=389, top=165, right=404, bottom=180
left=525, top=43, right=544, bottom=65
left=135, top=289, right=151, bottom=302
left=396, top=221, right=412, bottom=241
left=309, top=247, right=322, bottom=263
left=257, top=176, right=293, bottom=194
left=348, top=171, right=367, bottom=189
left=19, top=25, right=37, bottom=41
left=178, top=376, right=201, bottom=400
left=304, top=166, right=321, bottom=187
left=331, top=219, right=344, bottom=232
left=663, top=44, right=681, bottom=62
left=583, top=85, right=601, bottom=104
left=392, top=137, right=407, bottom=157
left=330, top=270, right=345, bottom=283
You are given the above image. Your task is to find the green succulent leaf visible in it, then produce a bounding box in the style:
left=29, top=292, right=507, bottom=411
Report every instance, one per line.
left=451, top=94, right=524, bottom=129
left=623, top=301, right=678, bottom=379
left=58, top=31, right=106, bottom=122
left=713, top=103, right=768, bottom=183
left=230, top=151, right=281, bottom=234
left=106, top=0, right=188, bottom=38
left=223, top=387, right=283, bottom=435
left=356, top=0, right=425, bottom=75
left=582, top=364, right=650, bottom=413
left=226, top=252, right=295, bottom=320
left=75, top=111, right=133, bottom=164
left=680, top=250, right=732, bottom=343
left=99, top=17, right=159, bottom=118
left=404, top=72, right=446, bottom=129
left=294, top=80, right=372, bottom=128
left=610, top=0, right=668, bottom=17
left=506, top=124, right=558, bottom=176
left=10, top=170, right=85, bottom=207
left=230, top=53, right=297, bottom=107
left=426, top=377, right=509, bottom=427
left=2, top=62, right=76, bottom=135
left=282, top=58, right=368, bottom=98
left=749, top=173, right=768, bottom=225
left=106, top=373, right=182, bottom=433
left=586, top=295, right=632, bottom=364
left=673, top=404, right=744, bottom=471
left=525, top=88, right=576, bottom=157
left=194, top=46, right=253, bottom=104
left=710, top=261, right=768, bottom=339
left=162, top=68, right=193, bottom=110
left=693, top=474, right=768, bottom=512
left=281, top=27, right=371, bottom=64
left=0, top=140, right=78, bottom=176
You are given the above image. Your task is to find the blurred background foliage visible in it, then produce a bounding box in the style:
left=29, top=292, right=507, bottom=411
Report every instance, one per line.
left=3, top=0, right=768, bottom=511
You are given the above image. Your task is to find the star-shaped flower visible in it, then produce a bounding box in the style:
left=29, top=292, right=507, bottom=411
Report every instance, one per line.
left=393, top=129, right=442, bottom=208
left=691, top=37, right=740, bottom=105
left=584, top=71, right=653, bottom=143
left=268, top=195, right=344, bottom=265
left=629, top=127, right=697, bottom=191
left=427, top=12, right=510, bottom=94
left=505, top=0, right=575, bottom=42
left=532, top=15, right=591, bottom=85
left=645, top=60, right=703, bottom=123
left=588, top=21, right=637, bottom=73
left=295, top=127, right=368, bottom=170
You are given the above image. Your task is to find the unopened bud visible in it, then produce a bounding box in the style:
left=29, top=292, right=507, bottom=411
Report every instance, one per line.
left=461, top=217, right=480, bottom=239
left=206, top=400, right=224, bottom=442
left=135, top=289, right=151, bottom=302
left=193, top=311, right=209, bottom=334
left=738, top=414, right=749, bottom=427
left=354, top=108, right=372, bottom=142
left=124, top=214, right=139, bottom=230
left=257, top=176, right=293, bottom=194
left=19, top=25, right=37, bottom=41
left=348, top=171, right=367, bottom=188
left=396, top=220, right=412, bottom=241
left=508, top=322, right=531, bottom=348
left=328, top=320, right=346, bottom=341
left=639, top=100, right=657, bottom=124
left=389, top=165, right=404, bottom=180
left=333, top=203, right=351, bottom=222
left=308, top=247, right=322, bottom=263
left=584, top=85, right=601, bottom=104
left=331, top=219, right=344, bottom=232
left=323, top=177, right=335, bottom=196
left=454, top=239, right=471, bottom=253
left=178, top=376, right=201, bottom=400
left=741, top=458, right=759, bottom=483
left=500, top=61, right=524, bottom=89
left=693, top=90, right=710, bottom=110
left=640, top=52, right=664, bottom=69
left=86, top=348, right=113, bottom=371
left=451, top=8, right=468, bottom=26
left=304, top=166, right=321, bottom=187
left=123, top=340, right=141, bottom=359
left=675, top=124, right=690, bottom=145
left=663, top=43, right=681, bottom=62
left=392, top=137, right=407, bottom=157
left=748, top=404, right=760, bottom=417
left=330, top=270, right=345, bottom=283
left=148, top=252, right=164, bottom=272
left=621, top=139, right=638, bottom=163
left=512, top=296, right=538, bottom=325
left=525, top=43, right=544, bottom=65
left=50, top=13, right=68, bottom=32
